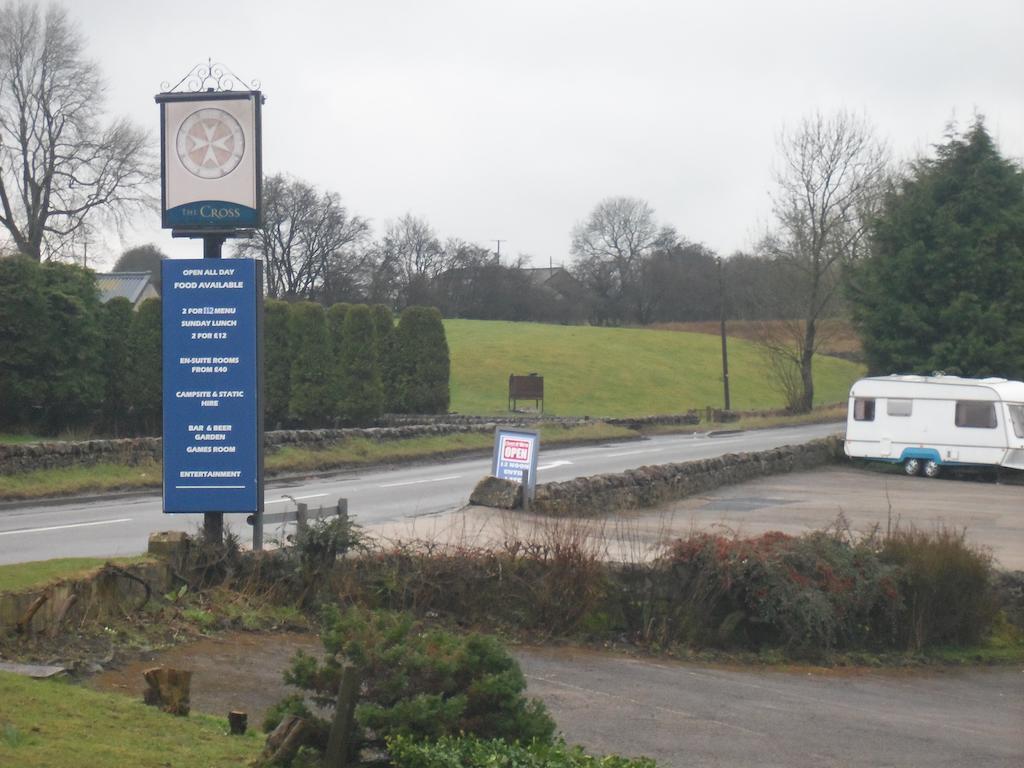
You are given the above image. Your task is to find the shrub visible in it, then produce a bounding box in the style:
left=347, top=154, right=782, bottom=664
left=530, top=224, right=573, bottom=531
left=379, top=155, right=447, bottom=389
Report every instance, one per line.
left=0, top=257, right=105, bottom=433
left=387, top=735, right=657, bottom=768
left=127, top=297, right=162, bottom=435
left=393, top=306, right=450, bottom=414
left=337, top=304, right=383, bottom=424
left=270, top=607, right=555, bottom=756
left=371, top=304, right=399, bottom=412
left=880, top=526, right=998, bottom=650
left=658, top=530, right=900, bottom=653
left=264, top=299, right=294, bottom=429
left=326, top=302, right=351, bottom=418
left=99, top=297, right=134, bottom=436
left=288, top=301, right=333, bottom=426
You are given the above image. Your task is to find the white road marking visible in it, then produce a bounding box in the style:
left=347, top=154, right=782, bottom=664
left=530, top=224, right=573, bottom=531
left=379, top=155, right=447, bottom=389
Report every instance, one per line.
left=379, top=475, right=462, bottom=488
left=0, top=518, right=133, bottom=537
left=537, top=460, right=574, bottom=471
left=605, top=448, right=666, bottom=458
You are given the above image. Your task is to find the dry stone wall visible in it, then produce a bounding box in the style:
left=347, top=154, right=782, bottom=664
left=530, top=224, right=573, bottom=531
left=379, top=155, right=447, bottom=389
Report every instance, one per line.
left=0, top=424, right=498, bottom=476
left=530, top=436, right=845, bottom=516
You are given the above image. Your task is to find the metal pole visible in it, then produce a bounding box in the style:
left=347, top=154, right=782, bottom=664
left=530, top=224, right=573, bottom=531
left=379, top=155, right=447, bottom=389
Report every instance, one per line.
left=718, top=257, right=731, bottom=412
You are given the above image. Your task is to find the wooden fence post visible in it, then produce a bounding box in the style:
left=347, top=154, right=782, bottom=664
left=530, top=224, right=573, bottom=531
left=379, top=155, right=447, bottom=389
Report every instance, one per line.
left=324, top=662, right=361, bottom=767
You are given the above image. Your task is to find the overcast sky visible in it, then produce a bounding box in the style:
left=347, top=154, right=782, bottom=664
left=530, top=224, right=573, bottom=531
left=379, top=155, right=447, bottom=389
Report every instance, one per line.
left=70, top=0, right=1023, bottom=270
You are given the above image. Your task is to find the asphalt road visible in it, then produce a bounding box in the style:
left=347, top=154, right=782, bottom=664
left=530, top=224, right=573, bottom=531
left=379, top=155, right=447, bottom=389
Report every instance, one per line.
left=0, top=423, right=841, bottom=565
left=519, top=646, right=1024, bottom=768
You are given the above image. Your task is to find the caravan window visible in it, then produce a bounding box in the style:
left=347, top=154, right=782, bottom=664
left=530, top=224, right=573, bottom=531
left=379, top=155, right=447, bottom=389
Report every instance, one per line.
left=853, top=398, right=875, bottom=421
left=1008, top=405, right=1024, bottom=438
left=955, top=401, right=997, bottom=429
left=887, top=399, right=913, bottom=417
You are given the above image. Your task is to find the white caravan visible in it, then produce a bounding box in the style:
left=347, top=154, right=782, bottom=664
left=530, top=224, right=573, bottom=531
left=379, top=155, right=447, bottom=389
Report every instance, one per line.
left=844, top=375, right=1024, bottom=476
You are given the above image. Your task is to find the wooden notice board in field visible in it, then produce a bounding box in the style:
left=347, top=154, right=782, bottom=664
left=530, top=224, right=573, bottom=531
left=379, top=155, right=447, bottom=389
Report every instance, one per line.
left=509, top=373, right=544, bottom=412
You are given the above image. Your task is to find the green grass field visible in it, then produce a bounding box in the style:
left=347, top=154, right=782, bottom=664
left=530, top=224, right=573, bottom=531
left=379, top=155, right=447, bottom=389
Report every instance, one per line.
left=0, top=673, right=261, bottom=767
left=446, top=320, right=864, bottom=418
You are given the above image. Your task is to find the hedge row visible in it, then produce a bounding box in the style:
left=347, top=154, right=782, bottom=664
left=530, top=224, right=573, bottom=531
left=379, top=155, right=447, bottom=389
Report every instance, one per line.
left=267, top=301, right=449, bottom=429
left=0, top=258, right=450, bottom=436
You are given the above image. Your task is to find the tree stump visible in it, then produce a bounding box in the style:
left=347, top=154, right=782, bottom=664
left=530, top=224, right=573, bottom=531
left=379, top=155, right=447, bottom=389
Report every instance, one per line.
left=142, top=666, right=192, bottom=715
left=325, top=663, right=361, bottom=767
left=228, top=710, right=248, bottom=735
left=264, top=715, right=308, bottom=765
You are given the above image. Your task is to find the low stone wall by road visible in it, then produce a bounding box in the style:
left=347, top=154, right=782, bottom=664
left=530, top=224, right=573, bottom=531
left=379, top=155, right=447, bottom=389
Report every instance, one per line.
left=0, top=437, right=163, bottom=476
left=529, top=436, right=845, bottom=517
left=0, top=423, right=499, bottom=476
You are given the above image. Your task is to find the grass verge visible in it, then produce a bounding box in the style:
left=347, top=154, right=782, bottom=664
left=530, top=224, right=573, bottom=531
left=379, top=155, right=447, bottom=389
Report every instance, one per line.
left=0, top=422, right=638, bottom=501
left=0, top=556, right=154, bottom=595
left=0, top=672, right=261, bottom=767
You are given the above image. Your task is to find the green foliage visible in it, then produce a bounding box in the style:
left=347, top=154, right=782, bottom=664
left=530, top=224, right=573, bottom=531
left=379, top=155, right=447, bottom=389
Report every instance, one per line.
left=660, top=531, right=901, bottom=653
left=0, top=256, right=49, bottom=429
left=387, top=735, right=657, bottom=768
left=99, top=297, right=134, bottom=435
left=272, top=607, right=554, bottom=755
left=0, top=258, right=105, bottom=433
left=264, top=300, right=294, bottom=429
left=337, top=304, right=383, bottom=424
left=371, top=304, right=400, bottom=411
left=850, top=119, right=1024, bottom=377
left=395, top=306, right=450, bottom=414
left=880, top=526, right=998, bottom=650
left=287, top=301, right=333, bottom=427
left=127, top=298, right=162, bottom=435
left=326, top=303, right=351, bottom=417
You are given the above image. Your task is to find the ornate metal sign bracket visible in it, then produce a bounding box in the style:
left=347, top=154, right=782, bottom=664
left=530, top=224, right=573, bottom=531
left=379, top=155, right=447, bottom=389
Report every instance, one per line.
left=160, top=58, right=262, bottom=95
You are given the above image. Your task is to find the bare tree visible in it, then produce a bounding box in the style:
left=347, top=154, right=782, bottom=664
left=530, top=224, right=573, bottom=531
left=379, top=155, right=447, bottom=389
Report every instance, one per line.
left=371, top=214, right=449, bottom=308
left=570, top=196, right=675, bottom=324
left=759, top=111, right=889, bottom=411
left=0, top=3, right=155, bottom=261
left=234, top=174, right=370, bottom=300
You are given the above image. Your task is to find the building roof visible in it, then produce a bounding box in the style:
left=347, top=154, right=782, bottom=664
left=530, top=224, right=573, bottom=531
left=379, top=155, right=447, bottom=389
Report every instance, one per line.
left=95, top=272, right=156, bottom=305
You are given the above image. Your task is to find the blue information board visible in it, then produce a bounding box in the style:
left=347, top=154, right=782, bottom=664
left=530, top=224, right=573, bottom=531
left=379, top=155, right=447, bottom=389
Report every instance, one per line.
left=162, top=259, right=261, bottom=513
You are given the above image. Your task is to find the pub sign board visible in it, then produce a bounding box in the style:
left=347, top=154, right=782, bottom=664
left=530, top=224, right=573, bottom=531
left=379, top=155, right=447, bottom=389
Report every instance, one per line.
left=156, top=90, right=262, bottom=232
left=491, top=428, right=540, bottom=500
left=162, top=258, right=262, bottom=513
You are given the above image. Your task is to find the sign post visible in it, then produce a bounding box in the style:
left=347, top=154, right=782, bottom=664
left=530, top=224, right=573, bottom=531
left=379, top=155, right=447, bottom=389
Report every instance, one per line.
left=157, top=62, right=265, bottom=546
left=490, top=428, right=540, bottom=504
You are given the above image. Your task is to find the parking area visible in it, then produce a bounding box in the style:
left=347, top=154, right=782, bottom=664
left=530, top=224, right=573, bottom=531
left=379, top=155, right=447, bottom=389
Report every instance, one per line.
left=373, top=465, right=1024, bottom=570
left=660, top=465, right=1024, bottom=570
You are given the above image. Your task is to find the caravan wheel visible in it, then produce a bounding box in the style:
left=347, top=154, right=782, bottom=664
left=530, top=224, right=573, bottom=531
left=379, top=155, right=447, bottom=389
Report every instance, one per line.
left=923, top=460, right=941, bottom=478
left=903, top=458, right=922, bottom=476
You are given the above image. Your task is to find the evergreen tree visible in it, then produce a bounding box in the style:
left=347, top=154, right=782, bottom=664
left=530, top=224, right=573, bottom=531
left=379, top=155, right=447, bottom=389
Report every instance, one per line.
left=326, top=303, right=351, bottom=418
left=850, top=119, right=1024, bottom=378
left=370, top=304, right=399, bottom=412
left=288, top=301, right=333, bottom=427
left=99, top=297, right=135, bottom=436
left=0, top=256, right=48, bottom=430
left=127, top=298, right=162, bottom=435
left=264, top=299, right=293, bottom=430
left=337, top=304, right=383, bottom=424
left=394, top=306, right=450, bottom=414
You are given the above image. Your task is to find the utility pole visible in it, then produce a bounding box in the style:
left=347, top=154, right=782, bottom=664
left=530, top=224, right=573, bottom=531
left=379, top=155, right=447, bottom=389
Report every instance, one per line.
left=718, top=256, right=731, bottom=411
left=492, top=239, right=505, bottom=262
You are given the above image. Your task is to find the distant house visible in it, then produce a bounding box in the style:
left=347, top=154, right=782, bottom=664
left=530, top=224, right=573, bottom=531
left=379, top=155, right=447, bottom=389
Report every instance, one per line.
left=521, top=267, right=592, bottom=323
left=95, top=272, right=160, bottom=309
